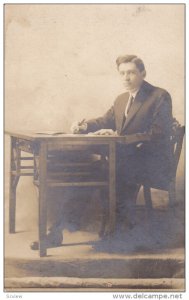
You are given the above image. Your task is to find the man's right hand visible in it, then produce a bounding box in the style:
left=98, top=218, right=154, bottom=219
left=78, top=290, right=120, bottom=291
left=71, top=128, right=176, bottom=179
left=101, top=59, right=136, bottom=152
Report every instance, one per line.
left=70, top=121, right=88, bottom=134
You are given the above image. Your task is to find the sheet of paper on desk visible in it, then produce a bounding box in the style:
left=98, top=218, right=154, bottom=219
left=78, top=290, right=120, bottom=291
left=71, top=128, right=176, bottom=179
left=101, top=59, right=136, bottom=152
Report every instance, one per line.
left=36, top=131, right=67, bottom=135
left=36, top=132, right=118, bottom=137
left=36, top=132, right=89, bottom=137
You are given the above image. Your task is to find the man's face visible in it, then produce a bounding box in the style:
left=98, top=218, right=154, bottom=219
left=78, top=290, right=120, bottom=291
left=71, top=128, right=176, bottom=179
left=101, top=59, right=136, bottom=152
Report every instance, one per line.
left=118, top=62, right=145, bottom=92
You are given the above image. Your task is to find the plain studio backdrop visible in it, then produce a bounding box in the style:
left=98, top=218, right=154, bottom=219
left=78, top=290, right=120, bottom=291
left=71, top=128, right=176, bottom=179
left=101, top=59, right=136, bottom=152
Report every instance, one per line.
left=4, top=4, right=185, bottom=233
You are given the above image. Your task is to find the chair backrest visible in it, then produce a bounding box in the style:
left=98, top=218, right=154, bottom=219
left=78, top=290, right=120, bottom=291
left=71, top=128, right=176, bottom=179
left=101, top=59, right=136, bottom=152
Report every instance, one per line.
left=170, top=118, right=185, bottom=177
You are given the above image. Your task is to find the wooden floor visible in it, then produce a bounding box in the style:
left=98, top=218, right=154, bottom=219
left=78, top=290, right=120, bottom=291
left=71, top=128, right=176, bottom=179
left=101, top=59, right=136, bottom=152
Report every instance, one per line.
left=4, top=204, right=185, bottom=292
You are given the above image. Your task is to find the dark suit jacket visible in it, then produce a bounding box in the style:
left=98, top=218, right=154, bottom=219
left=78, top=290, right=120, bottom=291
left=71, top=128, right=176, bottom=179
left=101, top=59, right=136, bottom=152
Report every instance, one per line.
left=86, top=80, right=173, bottom=186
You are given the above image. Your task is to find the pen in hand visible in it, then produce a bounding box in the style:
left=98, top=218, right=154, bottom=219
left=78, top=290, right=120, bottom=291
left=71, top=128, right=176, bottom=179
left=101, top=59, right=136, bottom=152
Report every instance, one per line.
left=79, top=119, right=86, bottom=126
left=71, top=119, right=87, bottom=133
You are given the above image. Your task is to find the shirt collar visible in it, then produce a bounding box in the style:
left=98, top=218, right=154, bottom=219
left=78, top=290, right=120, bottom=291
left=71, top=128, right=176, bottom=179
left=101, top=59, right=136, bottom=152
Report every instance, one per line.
left=129, top=80, right=144, bottom=99
left=129, top=89, right=139, bottom=99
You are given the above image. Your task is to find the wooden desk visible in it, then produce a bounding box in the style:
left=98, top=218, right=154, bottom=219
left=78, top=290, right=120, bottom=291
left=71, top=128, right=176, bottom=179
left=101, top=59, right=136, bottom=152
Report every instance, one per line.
left=6, top=131, right=150, bottom=257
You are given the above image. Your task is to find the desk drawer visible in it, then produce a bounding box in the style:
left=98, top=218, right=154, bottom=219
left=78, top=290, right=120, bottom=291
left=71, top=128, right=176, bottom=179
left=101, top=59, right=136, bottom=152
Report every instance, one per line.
left=17, top=139, right=34, bottom=153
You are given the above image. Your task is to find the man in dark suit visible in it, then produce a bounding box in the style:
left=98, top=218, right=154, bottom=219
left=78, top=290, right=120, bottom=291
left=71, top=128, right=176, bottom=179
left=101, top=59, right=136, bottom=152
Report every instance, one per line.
left=71, top=54, right=173, bottom=229
left=31, top=54, right=173, bottom=249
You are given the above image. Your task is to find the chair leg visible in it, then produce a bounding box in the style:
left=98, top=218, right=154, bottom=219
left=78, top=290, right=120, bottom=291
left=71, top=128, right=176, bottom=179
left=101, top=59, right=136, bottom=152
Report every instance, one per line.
left=168, top=179, right=176, bottom=213
left=143, top=186, right=153, bottom=209
left=143, top=185, right=154, bottom=222
left=127, top=184, right=141, bottom=227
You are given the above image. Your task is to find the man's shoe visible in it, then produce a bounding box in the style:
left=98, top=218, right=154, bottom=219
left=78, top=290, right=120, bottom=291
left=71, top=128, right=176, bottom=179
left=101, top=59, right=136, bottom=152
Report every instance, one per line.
left=30, top=241, right=40, bottom=251
left=30, top=229, right=63, bottom=250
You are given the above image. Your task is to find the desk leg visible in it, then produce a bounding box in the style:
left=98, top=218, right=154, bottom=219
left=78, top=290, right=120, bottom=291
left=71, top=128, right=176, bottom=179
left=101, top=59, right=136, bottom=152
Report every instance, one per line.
left=9, top=137, right=20, bottom=233
left=38, top=142, right=47, bottom=257
left=108, top=141, right=116, bottom=234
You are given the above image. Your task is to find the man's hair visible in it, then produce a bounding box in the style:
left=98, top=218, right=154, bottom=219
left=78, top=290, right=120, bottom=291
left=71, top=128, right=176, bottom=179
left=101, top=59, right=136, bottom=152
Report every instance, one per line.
left=116, top=55, right=146, bottom=74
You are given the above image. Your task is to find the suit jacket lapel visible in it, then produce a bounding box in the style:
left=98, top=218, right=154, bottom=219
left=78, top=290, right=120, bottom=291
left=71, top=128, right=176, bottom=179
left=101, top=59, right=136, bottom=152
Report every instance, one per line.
left=117, top=93, right=130, bottom=133
left=121, top=83, right=146, bottom=132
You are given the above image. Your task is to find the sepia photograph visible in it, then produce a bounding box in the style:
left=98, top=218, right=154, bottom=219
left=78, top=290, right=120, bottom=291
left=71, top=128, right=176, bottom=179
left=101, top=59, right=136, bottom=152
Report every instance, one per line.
left=4, top=3, right=185, bottom=294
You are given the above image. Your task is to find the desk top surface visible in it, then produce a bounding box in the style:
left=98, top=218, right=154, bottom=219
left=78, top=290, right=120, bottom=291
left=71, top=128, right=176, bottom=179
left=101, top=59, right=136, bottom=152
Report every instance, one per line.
left=5, top=130, right=150, bottom=144
left=5, top=130, right=120, bottom=139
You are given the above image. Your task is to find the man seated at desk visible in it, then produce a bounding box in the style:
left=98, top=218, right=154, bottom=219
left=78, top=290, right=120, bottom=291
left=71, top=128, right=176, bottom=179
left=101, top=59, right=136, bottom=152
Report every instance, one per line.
left=31, top=54, right=173, bottom=250
left=71, top=54, right=173, bottom=231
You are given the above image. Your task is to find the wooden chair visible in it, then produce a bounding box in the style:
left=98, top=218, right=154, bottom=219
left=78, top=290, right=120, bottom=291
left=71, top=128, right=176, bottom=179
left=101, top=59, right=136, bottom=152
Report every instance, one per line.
left=142, top=119, right=185, bottom=212
left=98, top=119, right=185, bottom=236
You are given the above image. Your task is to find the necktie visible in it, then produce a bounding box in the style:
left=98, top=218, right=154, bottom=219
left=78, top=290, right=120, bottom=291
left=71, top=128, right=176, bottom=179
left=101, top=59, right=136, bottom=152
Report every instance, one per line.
left=125, top=95, right=134, bottom=117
